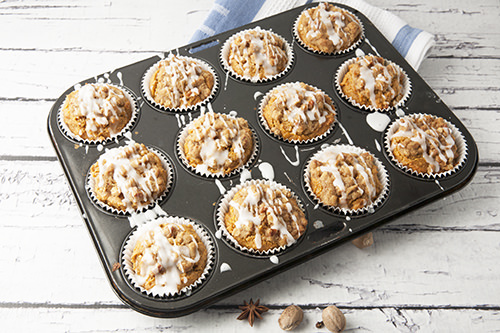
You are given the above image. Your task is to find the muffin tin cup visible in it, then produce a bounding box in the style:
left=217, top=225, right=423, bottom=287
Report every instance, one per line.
left=335, top=55, right=412, bottom=112
left=176, top=112, right=260, bottom=178
left=303, top=144, right=390, bottom=216
left=121, top=215, right=215, bottom=298
left=219, top=27, right=294, bottom=84
left=141, top=55, right=219, bottom=113
left=384, top=113, right=468, bottom=179
left=292, top=4, right=365, bottom=56
left=86, top=145, right=174, bottom=216
left=216, top=179, right=308, bottom=256
left=258, top=81, right=337, bottom=144
left=57, top=83, right=139, bottom=145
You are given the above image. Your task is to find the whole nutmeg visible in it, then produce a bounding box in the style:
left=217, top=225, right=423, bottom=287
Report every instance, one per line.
left=278, top=305, right=303, bottom=331
left=322, top=305, right=345, bottom=332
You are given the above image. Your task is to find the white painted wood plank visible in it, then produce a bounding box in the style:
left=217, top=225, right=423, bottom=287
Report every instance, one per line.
left=0, top=163, right=498, bottom=230
left=0, top=306, right=499, bottom=332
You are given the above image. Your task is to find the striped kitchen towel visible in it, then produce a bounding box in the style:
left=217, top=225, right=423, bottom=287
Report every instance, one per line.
left=190, top=0, right=434, bottom=70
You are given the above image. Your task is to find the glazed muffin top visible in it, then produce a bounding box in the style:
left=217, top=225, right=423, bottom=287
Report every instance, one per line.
left=225, top=27, right=289, bottom=82
left=148, top=53, right=215, bottom=109
left=388, top=115, right=460, bottom=174
left=62, top=83, right=133, bottom=141
left=296, top=2, right=362, bottom=54
left=261, top=82, right=336, bottom=142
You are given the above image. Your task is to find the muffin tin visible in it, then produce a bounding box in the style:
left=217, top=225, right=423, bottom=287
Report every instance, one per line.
left=47, top=3, right=478, bottom=318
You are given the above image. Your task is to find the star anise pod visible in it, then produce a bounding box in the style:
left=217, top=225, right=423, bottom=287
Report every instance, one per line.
left=237, top=298, right=269, bottom=327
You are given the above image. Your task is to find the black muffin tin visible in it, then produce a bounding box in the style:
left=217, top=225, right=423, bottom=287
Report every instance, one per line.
left=47, top=3, right=478, bottom=318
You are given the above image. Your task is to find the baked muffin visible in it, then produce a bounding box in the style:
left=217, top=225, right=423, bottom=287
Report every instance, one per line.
left=148, top=54, right=215, bottom=109
left=387, top=115, right=460, bottom=174
left=61, top=83, right=133, bottom=141
left=261, top=82, right=336, bottom=142
left=296, top=3, right=362, bottom=53
left=224, top=182, right=308, bottom=251
left=90, top=143, right=169, bottom=212
left=308, top=146, right=383, bottom=210
left=340, top=55, right=405, bottom=109
left=130, top=220, right=208, bottom=294
left=183, top=112, right=254, bottom=175
left=225, top=27, right=289, bottom=81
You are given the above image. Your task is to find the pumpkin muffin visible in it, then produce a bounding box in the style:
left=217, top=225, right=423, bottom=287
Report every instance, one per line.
left=224, top=27, right=290, bottom=82
left=340, top=55, right=405, bottom=109
left=148, top=53, right=215, bottom=109
left=261, top=82, right=336, bottom=142
left=224, top=181, right=308, bottom=252
left=387, top=114, right=460, bottom=174
left=295, top=2, right=362, bottom=54
left=308, top=146, right=383, bottom=211
left=130, top=220, right=208, bottom=294
left=89, top=143, right=169, bottom=212
left=182, top=112, right=254, bottom=176
left=61, top=83, right=133, bottom=141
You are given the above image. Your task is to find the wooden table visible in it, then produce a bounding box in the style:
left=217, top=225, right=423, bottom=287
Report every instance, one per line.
left=1, top=0, right=499, bottom=331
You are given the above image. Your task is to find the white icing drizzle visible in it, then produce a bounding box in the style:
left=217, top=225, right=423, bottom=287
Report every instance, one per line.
left=269, top=255, right=279, bottom=264
left=346, top=216, right=351, bottom=221
left=133, top=223, right=201, bottom=295
left=103, top=73, right=111, bottom=83
left=389, top=117, right=456, bottom=173
left=366, top=111, right=391, bottom=132
left=364, top=38, right=381, bottom=56
left=280, top=145, right=300, bottom=166
left=85, top=145, right=89, bottom=154
left=175, top=114, right=182, bottom=128
left=215, top=179, right=226, bottom=194
left=357, top=56, right=398, bottom=107
left=313, top=220, right=324, bottom=229
left=435, top=179, right=444, bottom=191
left=395, top=108, right=405, bottom=117
left=94, top=143, right=163, bottom=211
left=338, top=123, right=353, bottom=144
left=230, top=183, right=300, bottom=249
left=220, top=262, right=232, bottom=273
left=374, top=139, right=381, bottom=152
left=228, top=110, right=238, bottom=117
left=215, top=229, right=222, bottom=239
left=269, top=83, right=334, bottom=134
left=355, top=48, right=365, bottom=58
left=239, top=168, right=252, bottom=183
left=117, top=71, right=123, bottom=86
left=152, top=53, right=209, bottom=108
left=224, top=71, right=229, bottom=91
left=258, top=162, right=274, bottom=181
left=304, top=3, right=348, bottom=49
left=254, top=91, right=264, bottom=100
left=97, top=144, right=104, bottom=152
left=72, top=83, right=131, bottom=138
left=190, top=111, right=249, bottom=174
left=315, top=148, right=378, bottom=208
left=229, top=26, right=287, bottom=80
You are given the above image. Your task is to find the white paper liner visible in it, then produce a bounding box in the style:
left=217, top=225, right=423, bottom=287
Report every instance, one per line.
left=292, top=4, right=365, bottom=56
left=86, top=145, right=174, bottom=216
left=219, top=27, right=294, bottom=83
left=384, top=113, right=468, bottom=179
left=141, top=55, right=219, bottom=113
left=258, top=82, right=337, bottom=144
left=335, top=55, right=412, bottom=112
left=216, top=179, right=308, bottom=256
left=57, top=83, right=139, bottom=145
left=121, top=216, right=215, bottom=298
left=176, top=112, right=259, bottom=178
left=303, top=144, right=390, bottom=216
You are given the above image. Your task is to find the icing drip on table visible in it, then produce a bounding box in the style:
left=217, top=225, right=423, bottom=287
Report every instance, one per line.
left=258, top=162, right=274, bottom=181
left=74, top=83, right=130, bottom=138
left=280, top=145, right=300, bottom=166
left=133, top=223, right=201, bottom=294
left=315, top=148, right=378, bottom=208
left=389, top=117, right=456, bottom=173
left=366, top=111, right=391, bottom=132
left=230, top=183, right=301, bottom=250
left=94, top=143, right=163, bottom=211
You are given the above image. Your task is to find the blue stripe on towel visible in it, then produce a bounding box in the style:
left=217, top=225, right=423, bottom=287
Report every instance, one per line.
left=190, top=0, right=267, bottom=42
left=392, top=24, right=422, bottom=57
